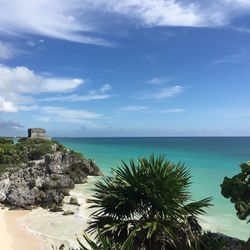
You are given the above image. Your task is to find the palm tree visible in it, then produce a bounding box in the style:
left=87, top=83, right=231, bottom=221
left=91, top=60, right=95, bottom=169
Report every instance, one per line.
left=78, top=228, right=136, bottom=250
left=88, top=155, right=212, bottom=250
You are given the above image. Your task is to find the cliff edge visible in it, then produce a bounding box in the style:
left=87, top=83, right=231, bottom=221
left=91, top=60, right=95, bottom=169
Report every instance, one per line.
left=0, top=138, right=101, bottom=208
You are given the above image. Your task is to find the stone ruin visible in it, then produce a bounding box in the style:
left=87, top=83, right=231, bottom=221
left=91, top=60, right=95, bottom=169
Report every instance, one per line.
left=28, top=128, right=47, bottom=139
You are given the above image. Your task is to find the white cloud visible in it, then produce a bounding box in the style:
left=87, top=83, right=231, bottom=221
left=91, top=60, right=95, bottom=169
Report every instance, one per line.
left=0, top=64, right=84, bottom=112
left=39, top=84, right=112, bottom=102
left=18, top=105, right=39, bottom=111
left=160, top=108, right=186, bottom=113
left=40, top=93, right=110, bottom=102
left=41, top=78, right=83, bottom=93
left=99, top=83, right=112, bottom=92
left=0, top=97, right=17, bottom=112
left=137, top=85, right=184, bottom=100
left=119, top=105, right=148, bottom=112
left=40, top=106, right=104, bottom=123
left=0, top=1, right=250, bottom=47
left=26, top=39, right=44, bottom=48
left=89, top=0, right=250, bottom=28
left=0, top=65, right=83, bottom=94
left=0, top=0, right=111, bottom=46
left=146, top=77, right=171, bottom=85
left=0, top=42, right=15, bottom=60
left=224, top=0, right=250, bottom=7
left=27, top=41, right=37, bottom=47
left=101, top=0, right=203, bottom=27
left=213, top=51, right=248, bottom=64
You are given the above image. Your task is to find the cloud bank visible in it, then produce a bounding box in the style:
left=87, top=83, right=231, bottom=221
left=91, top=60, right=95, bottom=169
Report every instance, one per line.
left=40, top=106, right=104, bottom=123
left=137, top=85, right=184, bottom=100
left=39, top=84, right=112, bottom=102
left=0, top=65, right=84, bottom=112
left=0, top=1, right=250, bottom=46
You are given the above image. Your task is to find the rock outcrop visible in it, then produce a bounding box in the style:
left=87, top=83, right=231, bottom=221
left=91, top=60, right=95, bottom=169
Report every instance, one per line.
left=0, top=144, right=101, bottom=208
left=63, top=210, right=75, bottom=216
left=69, top=196, right=80, bottom=206
left=206, top=232, right=248, bottom=250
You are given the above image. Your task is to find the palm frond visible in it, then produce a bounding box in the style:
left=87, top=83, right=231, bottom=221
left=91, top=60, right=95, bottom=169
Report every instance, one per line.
left=87, top=154, right=213, bottom=249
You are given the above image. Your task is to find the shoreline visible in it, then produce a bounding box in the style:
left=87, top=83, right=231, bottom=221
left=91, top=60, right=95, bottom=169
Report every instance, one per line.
left=0, top=208, right=42, bottom=250
left=17, top=177, right=100, bottom=250
left=0, top=177, right=100, bottom=250
left=0, top=176, right=248, bottom=250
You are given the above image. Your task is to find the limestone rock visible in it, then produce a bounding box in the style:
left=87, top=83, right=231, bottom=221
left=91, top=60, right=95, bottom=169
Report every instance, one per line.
left=69, top=196, right=80, bottom=206
left=50, top=206, right=64, bottom=212
left=42, top=175, right=75, bottom=189
left=63, top=210, right=75, bottom=216
left=51, top=144, right=57, bottom=152
left=87, top=159, right=102, bottom=176
left=7, top=187, right=35, bottom=207
left=0, top=178, right=10, bottom=194
left=45, top=152, right=65, bottom=174
left=0, top=193, right=6, bottom=202
left=0, top=149, right=101, bottom=208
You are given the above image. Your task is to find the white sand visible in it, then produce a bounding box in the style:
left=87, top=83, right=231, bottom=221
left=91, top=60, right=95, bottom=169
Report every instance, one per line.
left=0, top=208, right=42, bottom=250
left=19, top=177, right=100, bottom=249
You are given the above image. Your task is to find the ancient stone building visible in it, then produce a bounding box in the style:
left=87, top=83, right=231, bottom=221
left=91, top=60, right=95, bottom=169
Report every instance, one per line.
left=28, top=128, right=46, bottom=139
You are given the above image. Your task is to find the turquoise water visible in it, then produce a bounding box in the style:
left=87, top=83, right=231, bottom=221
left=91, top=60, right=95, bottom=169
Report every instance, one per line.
left=56, top=137, right=250, bottom=240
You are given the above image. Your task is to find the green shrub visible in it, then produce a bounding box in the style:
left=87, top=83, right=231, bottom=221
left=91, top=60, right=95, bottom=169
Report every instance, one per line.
left=0, top=138, right=14, bottom=145
left=221, top=161, right=250, bottom=222
left=51, top=175, right=61, bottom=181
left=0, top=138, right=70, bottom=174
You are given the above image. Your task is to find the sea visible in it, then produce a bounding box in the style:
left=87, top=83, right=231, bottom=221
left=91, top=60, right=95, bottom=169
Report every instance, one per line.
left=56, top=137, right=250, bottom=238
left=19, top=137, right=250, bottom=248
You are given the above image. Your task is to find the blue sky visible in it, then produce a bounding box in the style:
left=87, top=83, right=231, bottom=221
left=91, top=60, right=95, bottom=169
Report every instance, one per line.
left=1, top=0, right=250, bottom=136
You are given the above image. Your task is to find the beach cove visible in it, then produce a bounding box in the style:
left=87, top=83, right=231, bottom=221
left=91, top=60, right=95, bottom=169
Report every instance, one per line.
left=0, top=137, right=249, bottom=249
left=0, top=178, right=98, bottom=250
left=56, top=137, right=250, bottom=241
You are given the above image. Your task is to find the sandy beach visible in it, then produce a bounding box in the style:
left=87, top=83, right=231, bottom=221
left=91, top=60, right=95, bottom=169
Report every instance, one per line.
left=0, top=208, right=41, bottom=250
left=18, top=178, right=99, bottom=250
left=0, top=177, right=99, bottom=250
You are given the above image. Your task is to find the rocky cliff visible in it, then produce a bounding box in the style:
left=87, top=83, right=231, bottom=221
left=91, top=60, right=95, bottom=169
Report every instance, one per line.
left=0, top=138, right=101, bottom=208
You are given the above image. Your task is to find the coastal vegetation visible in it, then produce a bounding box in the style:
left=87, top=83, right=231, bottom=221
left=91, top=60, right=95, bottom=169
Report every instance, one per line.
left=87, top=155, right=212, bottom=250
left=221, top=161, right=250, bottom=222
left=0, top=137, right=65, bottom=173
left=78, top=229, right=136, bottom=250
left=77, top=231, right=231, bottom=250
left=0, top=136, right=101, bottom=208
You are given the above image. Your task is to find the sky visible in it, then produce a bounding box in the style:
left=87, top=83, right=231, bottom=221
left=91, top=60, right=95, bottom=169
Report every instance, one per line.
left=1, top=0, right=250, bottom=137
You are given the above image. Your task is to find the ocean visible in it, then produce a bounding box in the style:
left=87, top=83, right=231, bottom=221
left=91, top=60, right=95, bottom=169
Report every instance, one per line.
left=55, top=137, right=250, bottom=240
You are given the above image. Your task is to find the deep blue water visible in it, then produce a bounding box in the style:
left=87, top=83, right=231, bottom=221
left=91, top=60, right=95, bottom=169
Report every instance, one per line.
left=55, top=137, right=250, bottom=240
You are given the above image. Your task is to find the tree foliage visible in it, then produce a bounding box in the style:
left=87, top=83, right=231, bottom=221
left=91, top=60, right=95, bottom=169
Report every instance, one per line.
left=88, top=155, right=212, bottom=250
left=221, top=161, right=250, bottom=222
left=0, top=137, right=70, bottom=174
left=78, top=228, right=135, bottom=250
